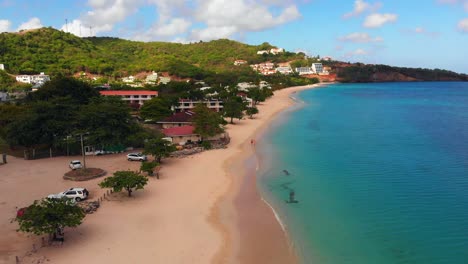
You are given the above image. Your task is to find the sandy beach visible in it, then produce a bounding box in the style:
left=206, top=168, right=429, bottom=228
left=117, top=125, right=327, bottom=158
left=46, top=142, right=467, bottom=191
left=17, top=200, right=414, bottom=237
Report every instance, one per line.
left=0, top=83, right=326, bottom=264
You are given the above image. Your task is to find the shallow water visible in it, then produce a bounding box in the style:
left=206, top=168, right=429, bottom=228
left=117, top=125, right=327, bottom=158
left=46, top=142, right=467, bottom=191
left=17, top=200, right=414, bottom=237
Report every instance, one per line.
left=257, top=82, right=468, bottom=264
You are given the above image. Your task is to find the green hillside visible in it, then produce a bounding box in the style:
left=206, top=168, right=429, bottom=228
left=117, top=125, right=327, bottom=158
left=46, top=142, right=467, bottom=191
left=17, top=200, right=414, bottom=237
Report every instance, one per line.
left=0, top=27, right=301, bottom=79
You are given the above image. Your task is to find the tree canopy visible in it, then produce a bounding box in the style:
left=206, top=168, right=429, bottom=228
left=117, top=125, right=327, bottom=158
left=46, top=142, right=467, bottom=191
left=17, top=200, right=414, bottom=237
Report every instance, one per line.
left=143, top=136, right=177, bottom=163
left=139, top=97, right=173, bottom=122
left=99, top=170, right=149, bottom=197
left=192, top=104, right=225, bottom=138
left=16, top=198, right=85, bottom=237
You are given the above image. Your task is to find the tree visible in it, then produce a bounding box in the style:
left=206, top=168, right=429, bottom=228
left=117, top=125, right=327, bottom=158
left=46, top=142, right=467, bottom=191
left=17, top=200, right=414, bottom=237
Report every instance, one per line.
left=99, top=170, right=148, bottom=197
left=246, top=106, right=259, bottom=119
left=192, top=104, right=225, bottom=138
left=247, top=87, right=266, bottom=105
left=139, top=97, right=173, bottom=122
left=143, top=136, right=177, bottom=163
left=223, top=96, right=246, bottom=124
left=16, top=198, right=85, bottom=239
left=140, top=161, right=160, bottom=179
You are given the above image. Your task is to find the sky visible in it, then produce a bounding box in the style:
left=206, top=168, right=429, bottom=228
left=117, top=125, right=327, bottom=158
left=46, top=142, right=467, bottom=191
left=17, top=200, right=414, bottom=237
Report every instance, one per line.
left=0, top=0, right=467, bottom=73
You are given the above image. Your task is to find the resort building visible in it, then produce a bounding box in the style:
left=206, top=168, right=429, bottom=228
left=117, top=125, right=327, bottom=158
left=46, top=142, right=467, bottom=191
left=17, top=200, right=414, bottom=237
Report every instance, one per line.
left=257, top=50, right=269, bottom=55
left=99, top=90, right=158, bottom=106
left=311, top=63, right=324, bottom=74
left=259, top=81, right=271, bottom=89
left=172, top=99, right=223, bottom=112
left=237, top=92, right=254, bottom=107
left=15, top=72, right=50, bottom=84
left=234, top=60, right=248, bottom=66
left=162, top=125, right=228, bottom=145
left=122, top=76, right=136, bottom=83
left=276, top=66, right=293, bottom=74
left=159, top=77, right=171, bottom=84
left=296, top=67, right=314, bottom=75
left=157, top=111, right=195, bottom=129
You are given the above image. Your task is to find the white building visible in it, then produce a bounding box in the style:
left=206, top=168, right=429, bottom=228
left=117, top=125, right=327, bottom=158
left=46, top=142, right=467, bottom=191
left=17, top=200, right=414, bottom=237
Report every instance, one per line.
left=259, top=81, right=271, bottom=89
left=270, top=48, right=284, bottom=55
left=16, top=72, right=50, bottom=84
left=237, top=82, right=257, bottom=91
left=234, top=60, right=247, bottom=66
left=296, top=67, right=313, bottom=75
left=0, top=64, right=4, bottom=70
left=159, top=77, right=171, bottom=84
left=99, top=90, right=158, bottom=106
left=145, top=72, right=158, bottom=84
left=122, top=76, right=135, bottom=83
left=276, top=66, right=293, bottom=74
left=172, top=99, right=223, bottom=112
left=311, top=63, right=324, bottom=74
left=257, top=50, right=269, bottom=55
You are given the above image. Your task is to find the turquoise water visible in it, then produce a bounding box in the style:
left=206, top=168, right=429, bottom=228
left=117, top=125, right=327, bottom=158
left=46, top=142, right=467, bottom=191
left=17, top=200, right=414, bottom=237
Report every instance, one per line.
left=257, top=82, right=468, bottom=264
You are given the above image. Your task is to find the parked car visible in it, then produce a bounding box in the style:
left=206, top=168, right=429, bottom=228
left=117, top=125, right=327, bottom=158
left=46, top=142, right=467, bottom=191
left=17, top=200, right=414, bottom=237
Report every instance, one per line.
left=69, top=160, right=83, bottom=170
left=48, top=187, right=89, bottom=202
left=127, top=153, right=148, bottom=161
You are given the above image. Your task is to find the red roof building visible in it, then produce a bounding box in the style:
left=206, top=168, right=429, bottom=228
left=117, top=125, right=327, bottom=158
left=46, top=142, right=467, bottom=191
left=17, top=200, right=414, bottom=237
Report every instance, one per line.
left=99, top=90, right=158, bottom=105
left=162, top=125, right=196, bottom=136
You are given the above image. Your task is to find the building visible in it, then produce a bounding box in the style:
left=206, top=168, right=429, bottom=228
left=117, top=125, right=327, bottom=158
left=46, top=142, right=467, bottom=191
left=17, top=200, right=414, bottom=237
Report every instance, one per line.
left=234, top=60, right=247, bottom=66
left=99, top=90, right=158, bottom=106
left=16, top=72, right=50, bottom=84
left=157, top=111, right=195, bottom=129
left=159, top=77, right=171, bottom=84
left=0, top=64, right=4, bottom=70
left=259, top=81, right=271, bottom=89
left=311, top=63, right=324, bottom=74
left=162, top=125, right=227, bottom=145
left=122, top=76, right=135, bottom=83
left=145, top=72, right=158, bottom=84
left=237, top=92, right=254, bottom=107
left=322, top=56, right=333, bottom=61
left=295, top=67, right=313, bottom=75
left=172, top=99, right=223, bottom=112
left=270, top=48, right=284, bottom=55
left=257, top=50, right=269, bottom=55
left=237, top=82, right=257, bottom=91
left=276, top=66, right=293, bottom=74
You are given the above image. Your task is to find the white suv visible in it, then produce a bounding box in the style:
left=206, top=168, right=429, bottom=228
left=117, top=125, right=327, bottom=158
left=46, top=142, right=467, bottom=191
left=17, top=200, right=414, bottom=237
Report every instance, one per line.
left=69, top=160, right=83, bottom=170
left=127, top=153, right=148, bottom=161
left=48, top=188, right=89, bottom=202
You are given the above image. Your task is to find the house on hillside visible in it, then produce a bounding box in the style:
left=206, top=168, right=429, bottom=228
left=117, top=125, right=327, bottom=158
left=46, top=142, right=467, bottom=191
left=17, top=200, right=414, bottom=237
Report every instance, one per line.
left=311, top=63, right=324, bottom=74
left=276, top=66, right=293, bottom=74
left=0, top=64, right=4, bottom=70
left=234, top=60, right=247, bottom=66
left=162, top=125, right=227, bottom=145
left=145, top=72, right=158, bottom=84
left=16, top=72, right=50, bottom=84
left=99, top=90, right=158, bottom=106
left=159, top=77, right=171, bottom=84
left=257, top=50, right=269, bottom=55
left=296, top=67, right=313, bottom=75
left=157, top=111, right=195, bottom=129
left=122, top=76, right=135, bottom=83
left=270, top=48, right=284, bottom=55
left=172, top=99, right=223, bottom=112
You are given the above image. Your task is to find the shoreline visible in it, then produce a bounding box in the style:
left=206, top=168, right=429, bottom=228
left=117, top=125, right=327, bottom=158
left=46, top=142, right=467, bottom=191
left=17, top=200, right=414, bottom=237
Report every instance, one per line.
left=214, top=83, right=331, bottom=263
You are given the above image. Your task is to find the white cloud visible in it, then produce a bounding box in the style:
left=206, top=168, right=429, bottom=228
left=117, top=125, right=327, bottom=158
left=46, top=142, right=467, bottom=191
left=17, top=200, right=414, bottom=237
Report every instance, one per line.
left=363, top=13, right=398, bottom=28
left=17, top=17, right=43, bottom=31
left=403, top=27, right=440, bottom=37
left=133, top=18, right=192, bottom=41
left=0, top=19, right=11, bottom=32
left=437, top=0, right=468, bottom=11
left=458, top=18, right=468, bottom=32
left=345, top=48, right=368, bottom=58
left=338, top=32, right=383, bottom=43
left=191, top=0, right=300, bottom=41
left=343, top=0, right=382, bottom=19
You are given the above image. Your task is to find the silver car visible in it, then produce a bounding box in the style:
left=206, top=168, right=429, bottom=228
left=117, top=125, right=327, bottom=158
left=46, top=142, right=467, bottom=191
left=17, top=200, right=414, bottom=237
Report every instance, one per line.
left=69, top=160, right=83, bottom=170
left=126, top=153, right=148, bottom=161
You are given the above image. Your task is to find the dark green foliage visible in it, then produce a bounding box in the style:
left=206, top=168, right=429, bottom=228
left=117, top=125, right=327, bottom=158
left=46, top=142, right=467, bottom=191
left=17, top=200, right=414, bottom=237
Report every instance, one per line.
left=192, top=104, right=225, bottom=138
left=143, top=136, right=177, bottom=163
left=200, top=141, right=212, bottom=150
left=336, top=64, right=468, bottom=82
left=26, top=77, right=99, bottom=104
left=139, top=97, right=173, bottom=122
left=0, top=69, right=15, bottom=89
left=246, top=106, right=259, bottom=118
left=140, top=161, right=159, bottom=178
left=16, top=198, right=85, bottom=236
left=99, top=170, right=148, bottom=197
left=223, top=96, right=247, bottom=124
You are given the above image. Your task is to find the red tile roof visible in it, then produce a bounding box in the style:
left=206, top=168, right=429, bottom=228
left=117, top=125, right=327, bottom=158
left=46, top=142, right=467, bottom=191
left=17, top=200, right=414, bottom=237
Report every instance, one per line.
left=159, top=111, right=195, bottom=123
left=162, top=125, right=196, bottom=136
left=100, top=90, right=158, bottom=96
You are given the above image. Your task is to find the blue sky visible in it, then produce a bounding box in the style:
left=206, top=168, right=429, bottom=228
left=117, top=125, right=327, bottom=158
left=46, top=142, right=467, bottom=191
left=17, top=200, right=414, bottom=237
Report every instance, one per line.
left=0, top=0, right=467, bottom=73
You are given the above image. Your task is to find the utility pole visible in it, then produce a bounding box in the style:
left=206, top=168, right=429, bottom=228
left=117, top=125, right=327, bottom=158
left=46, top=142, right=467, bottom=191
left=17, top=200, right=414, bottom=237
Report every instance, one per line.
left=65, top=18, right=68, bottom=32
left=80, top=134, right=87, bottom=169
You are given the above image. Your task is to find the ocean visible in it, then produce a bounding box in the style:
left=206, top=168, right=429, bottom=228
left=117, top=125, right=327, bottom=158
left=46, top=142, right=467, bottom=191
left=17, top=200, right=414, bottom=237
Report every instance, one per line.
left=257, top=82, right=468, bottom=264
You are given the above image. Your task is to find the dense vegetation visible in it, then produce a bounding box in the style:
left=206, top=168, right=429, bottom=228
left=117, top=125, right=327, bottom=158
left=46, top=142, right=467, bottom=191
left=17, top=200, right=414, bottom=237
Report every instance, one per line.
left=335, top=63, right=468, bottom=82
left=0, top=27, right=301, bottom=79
